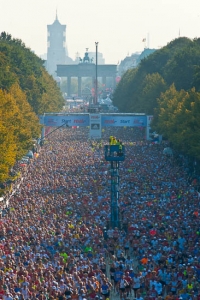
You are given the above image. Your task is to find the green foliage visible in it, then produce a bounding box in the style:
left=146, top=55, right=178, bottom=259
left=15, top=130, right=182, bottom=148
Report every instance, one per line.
left=0, top=52, right=17, bottom=89
left=113, top=37, right=200, bottom=113
left=0, top=31, right=65, bottom=114
left=152, top=85, right=200, bottom=160
left=138, top=73, right=167, bottom=115
left=26, top=69, right=64, bottom=114
left=113, top=68, right=138, bottom=112
left=164, top=42, right=200, bottom=90
left=113, top=36, right=200, bottom=161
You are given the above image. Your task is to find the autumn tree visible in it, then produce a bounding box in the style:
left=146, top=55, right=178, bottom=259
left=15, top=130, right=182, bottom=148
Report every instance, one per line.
left=0, top=32, right=65, bottom=183
left=152, top=85, right=200, bottom=160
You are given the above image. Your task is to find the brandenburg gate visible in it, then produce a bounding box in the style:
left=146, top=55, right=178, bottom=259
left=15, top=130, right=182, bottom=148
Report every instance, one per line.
left=56, top=52, right=117, bottom=98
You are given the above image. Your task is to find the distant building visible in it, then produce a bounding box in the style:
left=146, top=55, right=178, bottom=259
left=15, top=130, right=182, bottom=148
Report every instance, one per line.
left=118, top=48, right=157, bottom=76
left=46, top=13, right=73, bottom=77
left=87, top=52, right=105, bottom=64
left=137, top=48, right=156, bottom=64
left=118, top=52, right=141, bottom=76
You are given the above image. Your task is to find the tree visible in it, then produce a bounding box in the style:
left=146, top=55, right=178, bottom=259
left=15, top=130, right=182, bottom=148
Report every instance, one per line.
left=9, top=83, right=41, bottom=158
left=138, top=73, right=167, bottom=115
left=0, top=89, right=18, bottom=182
left=152, top=85, right=200, bottom=160
left=113, top=68, right=138, bottom=112
left=0, top=32, right=65, bottom=115
left=0, top=32, right=65, bottom=183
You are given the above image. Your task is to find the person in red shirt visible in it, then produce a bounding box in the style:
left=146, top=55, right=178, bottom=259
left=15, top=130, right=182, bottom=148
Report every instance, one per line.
left=88, top=266, right=95, bottom=278
left=0, top=286, right=5, bottom=299
left=124, top=271, right=133, bottom=298
left=113, top=227, right=119, bottom=241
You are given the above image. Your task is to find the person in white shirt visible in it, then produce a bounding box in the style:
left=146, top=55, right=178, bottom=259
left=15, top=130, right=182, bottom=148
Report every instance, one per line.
left=133, top=273, right=141, bottom=298
left=21, top=286, right=29, bottom=300
left=119, top=275, right=128, bottom=300
left=125, top=256, right=133, bottom=268
left=107, top=229, right=114, bottom=238
left=3, top=292, right=13, bottom=300
left=59, top=279, right=67, bottom=293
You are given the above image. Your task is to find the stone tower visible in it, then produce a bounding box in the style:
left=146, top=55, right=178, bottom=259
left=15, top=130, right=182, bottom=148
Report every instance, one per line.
left=47, top=12, right=72, bottom=77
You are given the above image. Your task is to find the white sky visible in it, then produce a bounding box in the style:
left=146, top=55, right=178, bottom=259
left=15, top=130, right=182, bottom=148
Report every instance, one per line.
left=1, top=0, right=200, bottom=64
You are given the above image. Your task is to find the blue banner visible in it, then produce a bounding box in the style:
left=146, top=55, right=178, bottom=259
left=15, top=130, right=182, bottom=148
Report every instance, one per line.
left=101, top=115, right=146, bottom=127
left=42, top=115, right=89, bottom=127
left=39, top=114, right=147, bottom=127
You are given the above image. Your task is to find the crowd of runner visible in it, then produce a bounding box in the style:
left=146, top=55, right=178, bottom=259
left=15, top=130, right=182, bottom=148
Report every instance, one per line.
left=0, top=126, right=199, bottom=300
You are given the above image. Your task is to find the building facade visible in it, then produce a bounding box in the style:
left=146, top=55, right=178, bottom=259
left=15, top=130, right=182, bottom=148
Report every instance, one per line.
left=46, top=14, right=73, bottom=77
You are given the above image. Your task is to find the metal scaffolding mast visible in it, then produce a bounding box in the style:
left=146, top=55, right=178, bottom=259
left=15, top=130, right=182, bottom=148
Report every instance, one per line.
left=104, top=145, right=125, bottom=228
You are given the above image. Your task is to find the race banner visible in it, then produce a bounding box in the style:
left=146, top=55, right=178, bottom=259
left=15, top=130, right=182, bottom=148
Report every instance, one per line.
left=41, top=115, right=89, bottom=127
left=39, top=114, right=147, bottom=128
left=101, top=115, right=147, bottom=127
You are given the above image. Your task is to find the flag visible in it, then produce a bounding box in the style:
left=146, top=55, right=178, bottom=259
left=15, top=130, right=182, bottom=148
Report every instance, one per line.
left=142, top=38, right=146, bottom=42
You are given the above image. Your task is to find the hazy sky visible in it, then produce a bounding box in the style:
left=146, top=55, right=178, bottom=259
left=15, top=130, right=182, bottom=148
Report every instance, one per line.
left=1, top=0, right=200, bottom=64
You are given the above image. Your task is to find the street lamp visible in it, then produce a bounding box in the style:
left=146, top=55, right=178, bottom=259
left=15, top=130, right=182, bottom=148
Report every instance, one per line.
left=95, top=42, right=98, bottom=105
